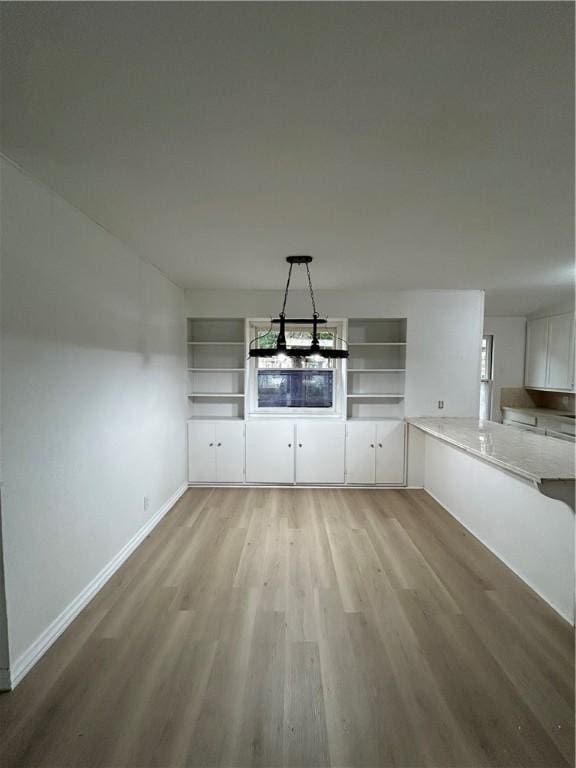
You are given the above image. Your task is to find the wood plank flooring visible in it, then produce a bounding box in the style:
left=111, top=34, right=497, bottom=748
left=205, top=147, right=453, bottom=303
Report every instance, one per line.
left=0, top=488, right=573, bottom=767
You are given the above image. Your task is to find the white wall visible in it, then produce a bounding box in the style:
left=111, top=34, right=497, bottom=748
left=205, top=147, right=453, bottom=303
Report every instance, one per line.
left=0, top=160, right=187, bottom=680
left=185, top=288, right=484, bottom=418
left=484, top=316, right=527, bottom=421
left=423, top=434, right=574, bottom=623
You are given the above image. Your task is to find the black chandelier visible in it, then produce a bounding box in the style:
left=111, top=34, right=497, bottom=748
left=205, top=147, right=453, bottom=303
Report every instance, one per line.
left=249, top=256, right=349, bottom=360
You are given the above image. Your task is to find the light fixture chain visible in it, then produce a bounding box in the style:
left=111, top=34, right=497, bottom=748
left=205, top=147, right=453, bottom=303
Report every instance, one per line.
left=305, top=262, right=318, bottom=317
left=280, top=261, right=294, bottom=317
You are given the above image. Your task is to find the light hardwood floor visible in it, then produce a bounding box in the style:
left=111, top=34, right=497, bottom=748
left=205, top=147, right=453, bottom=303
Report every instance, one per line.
left=0, top=488, right=573, bottom=767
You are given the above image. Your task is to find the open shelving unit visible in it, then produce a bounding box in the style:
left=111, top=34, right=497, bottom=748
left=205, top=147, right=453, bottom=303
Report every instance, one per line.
left=346, top=318, right=407, bottom=419
left=185, top=316, right=407, bottom=421
left=187, top=318, right=246, bottom=419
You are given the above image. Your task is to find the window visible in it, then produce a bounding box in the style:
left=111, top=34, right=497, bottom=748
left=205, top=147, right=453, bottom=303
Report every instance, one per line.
left=253, top=326, right=338, bottom=369
left=479, top=335, right=493, bottom=420
left=258, top=370, right=333, bottom=408
left=248, top=320, right=345, bottom=415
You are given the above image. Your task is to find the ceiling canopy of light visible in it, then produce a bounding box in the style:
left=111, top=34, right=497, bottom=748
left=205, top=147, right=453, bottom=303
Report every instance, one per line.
left=249, top=256, right=349, bottom=360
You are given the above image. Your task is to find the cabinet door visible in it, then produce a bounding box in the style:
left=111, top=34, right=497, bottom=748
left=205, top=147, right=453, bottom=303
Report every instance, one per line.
left=215, top=422, right=245, bottom=483
left=525, top=318, right=549, bottom=388
left=547, top=314, right=573, bottom=390
left=376, top=421, right=405, bottom=485
left=188, top=422, right=216, bottom=482
left=245, top=422, right=294, bottom=484
left=345, top=422, right=376, bottom=484
left=295, top=422, right=345, bottom=484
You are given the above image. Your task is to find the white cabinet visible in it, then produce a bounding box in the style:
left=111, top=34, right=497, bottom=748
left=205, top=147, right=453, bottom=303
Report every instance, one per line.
left=525, top=313, right=575, bottom=391
left=188, top=421, right=244, bottom=483
left=375, top=421, right=406, bottom=484
left=295, top=422, right=346, bottom=484
left=547, top=314, right=574, bottom=390
left=345, top=422, right=376, bottom=484
left=188, top=422, right=216, bottom=482
left=525, top=317, right=549, bottom=388
left=215, top=422, right=246, bottom=482
left=189, top=419, right=405, bottom=487
left=245, top=421, right=294, bottom=484
left=346, top=421, right=406, bottom=485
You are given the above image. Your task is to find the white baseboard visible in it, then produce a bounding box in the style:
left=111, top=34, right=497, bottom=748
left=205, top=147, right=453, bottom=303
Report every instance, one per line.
left=187, top=482, right=410, bottom=489
left=7, top=483, right=188, bottom=690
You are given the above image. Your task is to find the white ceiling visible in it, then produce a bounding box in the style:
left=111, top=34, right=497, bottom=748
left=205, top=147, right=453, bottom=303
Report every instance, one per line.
left=1, top=2, right=574, bottom=316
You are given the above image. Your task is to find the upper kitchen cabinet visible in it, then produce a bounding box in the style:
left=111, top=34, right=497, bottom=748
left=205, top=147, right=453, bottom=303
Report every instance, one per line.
left=524, top=317, right=549, bottom=388
left=524, top=313, right=575, bottom=391
left=547, top=313, right=575, bottom=390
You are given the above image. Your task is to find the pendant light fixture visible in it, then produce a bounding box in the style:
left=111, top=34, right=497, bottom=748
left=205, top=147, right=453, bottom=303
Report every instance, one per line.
left=249, top=256, right=349, bottom=359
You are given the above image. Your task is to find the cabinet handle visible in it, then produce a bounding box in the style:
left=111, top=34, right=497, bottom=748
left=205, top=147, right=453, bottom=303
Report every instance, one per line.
left=288, top=443, right=292, bottom=448
left=298, top=443, right=303, bottom=448
left=217, top=442, right=222, bottom=447
left=209, top=442, right=214, bottom=447
left=370, top=443, right=375, bottom=448
left=378, top=443, right=383, bottom=448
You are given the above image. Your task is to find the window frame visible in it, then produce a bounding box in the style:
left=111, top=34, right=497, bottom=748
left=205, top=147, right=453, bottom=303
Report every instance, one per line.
left=480, top=334, right=494, bottom=420
left=481, top=334, right=494, bottom=382
left=247, top=318, right=347, bottom=418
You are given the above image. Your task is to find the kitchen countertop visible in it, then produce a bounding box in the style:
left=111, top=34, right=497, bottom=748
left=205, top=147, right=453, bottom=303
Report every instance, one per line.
left=501, top=406, right=575, bottom=425
left=407, top=417, right=575, bottom=484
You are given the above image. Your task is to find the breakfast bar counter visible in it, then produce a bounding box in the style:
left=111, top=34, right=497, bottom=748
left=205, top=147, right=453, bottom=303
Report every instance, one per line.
left=407, top=417, right=575, bottom=624
left=406, top=416, right=575, bottom=484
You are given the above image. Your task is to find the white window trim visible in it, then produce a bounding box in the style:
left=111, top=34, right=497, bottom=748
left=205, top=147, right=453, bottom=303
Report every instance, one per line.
left=246, top=318, right=347, bottom=419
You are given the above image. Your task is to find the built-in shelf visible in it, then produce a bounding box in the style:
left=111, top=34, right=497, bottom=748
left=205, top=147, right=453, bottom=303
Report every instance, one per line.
left=346, top=416, right=405, bottom=421
left=188, top=368, right=245, bottom=372
left=187, top=318, right=246, bottom=419
left=188, top=392, right=245, bottom=398
left=188, top=416, right=245, bottom=421
left=347, top=393, right=405, bottom=399
left=347, top=368, right=406, bottom=372
left=347, top=319, right=407, bottom=420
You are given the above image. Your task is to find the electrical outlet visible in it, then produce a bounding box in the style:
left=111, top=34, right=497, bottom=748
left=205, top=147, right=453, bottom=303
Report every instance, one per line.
left=438, top=400, right=444, bottom=410
left=143, top=496, right=150, bottom=511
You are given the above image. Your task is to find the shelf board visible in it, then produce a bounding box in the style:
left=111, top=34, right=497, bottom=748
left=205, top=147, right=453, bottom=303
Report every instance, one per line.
left=188, top=416, right=244, bottom=421
left=187, top=392, right=245, bottom=398
left=187, top=341, right=244, bottom=346
left=346, top=416, right=405, bottom=421
left=347, top=368, right=406, bottom=372
left=348, top=342, right=406, bottom=346
left=188, top=368, right=245, bottom=372
left=346, top=393, right=405, bottom=399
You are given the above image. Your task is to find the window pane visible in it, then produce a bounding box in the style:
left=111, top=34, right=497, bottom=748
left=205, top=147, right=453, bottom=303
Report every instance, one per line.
left=257, top=370, right=333, bottom=407
left=254, top=325, right=337, bottom=369
left=480, top=335, right=493, bottom=381
left=480, top=380, right=492, bottom=420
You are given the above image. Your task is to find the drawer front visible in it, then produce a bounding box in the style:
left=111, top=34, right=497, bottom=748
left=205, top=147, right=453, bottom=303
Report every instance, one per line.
left=503, top=410, right=537, bottom=427
left=546, top=429, right=576, bottom=443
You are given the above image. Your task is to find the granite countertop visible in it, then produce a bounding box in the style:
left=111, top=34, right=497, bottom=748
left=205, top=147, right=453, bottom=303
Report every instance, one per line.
left=501, top=406, right=575, bottom=425
left=407, top=417, right=575, bottom=484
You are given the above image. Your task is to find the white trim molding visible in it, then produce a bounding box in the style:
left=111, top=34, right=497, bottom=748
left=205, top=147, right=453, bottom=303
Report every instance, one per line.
left=5, top=483, right=188, bottom=691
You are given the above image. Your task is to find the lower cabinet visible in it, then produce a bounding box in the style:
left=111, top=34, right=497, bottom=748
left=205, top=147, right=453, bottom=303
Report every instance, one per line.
left=375, top=421, right=406, bottom=484
left=245, top=422, right=346, bottom=484
left=346, top=420, right=406, bottom=485
left=188, top=421, right=244, bottom=483
left=345, top=422, right=376, bottom=484
left=245, top=421, right=294, bottom=484
left=295, top=422, right=346, bottom=484
left=189, top=419, right=405, bottom=486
